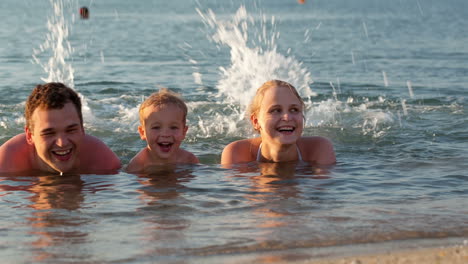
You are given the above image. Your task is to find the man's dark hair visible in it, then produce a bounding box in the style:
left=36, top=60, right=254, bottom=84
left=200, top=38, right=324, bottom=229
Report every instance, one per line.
left=25, top=82, right=83, bottom=130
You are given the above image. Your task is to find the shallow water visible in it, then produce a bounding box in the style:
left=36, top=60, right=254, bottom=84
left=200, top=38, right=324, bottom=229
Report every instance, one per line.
left=1, top=0, right=467, bottom=263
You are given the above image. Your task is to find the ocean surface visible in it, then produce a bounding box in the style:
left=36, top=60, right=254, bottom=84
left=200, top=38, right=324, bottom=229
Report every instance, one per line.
left=1, top=0, right=467, bottom=263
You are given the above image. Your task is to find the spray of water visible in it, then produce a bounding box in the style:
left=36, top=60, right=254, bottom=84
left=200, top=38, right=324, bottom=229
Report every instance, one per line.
left=193, top=6, right=316, bottom=138
left=197, top=6, right=315, bottom=110
left=31, top=0, right=94, bottom=124
left=32, top=0, right=75, bottom=87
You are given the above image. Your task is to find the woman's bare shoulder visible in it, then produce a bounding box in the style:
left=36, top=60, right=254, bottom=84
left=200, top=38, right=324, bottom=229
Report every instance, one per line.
left=300, top=136, right=334, bottom=145
left=299, top=136, right=336, bottom=165
left=221, top=138, right=260, bottom=164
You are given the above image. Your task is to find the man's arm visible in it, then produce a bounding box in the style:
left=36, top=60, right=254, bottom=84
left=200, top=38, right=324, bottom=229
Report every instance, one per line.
left=0, top=134, right=34, bottom=173
left=80, top=134, right=121, bottom=174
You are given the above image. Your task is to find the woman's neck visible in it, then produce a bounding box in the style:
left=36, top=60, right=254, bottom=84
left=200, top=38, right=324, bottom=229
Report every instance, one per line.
left=259, top=142, right=298, bottom=162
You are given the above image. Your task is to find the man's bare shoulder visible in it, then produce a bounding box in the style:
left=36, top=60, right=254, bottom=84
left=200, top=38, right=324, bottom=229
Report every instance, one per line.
left=80, top=134, right=121, bottom=173
left=0, top=134, right=34, bottom=173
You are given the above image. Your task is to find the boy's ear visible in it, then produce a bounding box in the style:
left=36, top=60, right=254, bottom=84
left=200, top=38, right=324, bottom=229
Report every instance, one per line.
left=138, top=125, right=146, bottom=140
left=25, top=126, right=34, bottom=145
left=183, top=125, right=188, bottom=137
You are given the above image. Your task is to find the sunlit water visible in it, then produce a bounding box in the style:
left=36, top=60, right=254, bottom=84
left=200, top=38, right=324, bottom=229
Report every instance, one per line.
left=1, top=0, right=467, bottom=263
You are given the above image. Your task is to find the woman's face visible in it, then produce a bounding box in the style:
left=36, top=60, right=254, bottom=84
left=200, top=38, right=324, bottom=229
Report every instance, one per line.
left=252, top=85, right=304, bottom=146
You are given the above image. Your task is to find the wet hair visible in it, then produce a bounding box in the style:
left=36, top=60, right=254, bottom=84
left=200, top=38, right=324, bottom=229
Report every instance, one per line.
left=25, top=82, right=83, bottom=130
left=139, top=88, right=188, bottom=125
left=248, top=80, right=305, bottom=132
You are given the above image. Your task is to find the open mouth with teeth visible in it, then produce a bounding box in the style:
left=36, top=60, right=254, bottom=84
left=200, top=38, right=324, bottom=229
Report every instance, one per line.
left=158, top=142, right=173, bottom=153
left=52, top=149, right=72, bottom=161
left=277, top=126, right=295, bottom=134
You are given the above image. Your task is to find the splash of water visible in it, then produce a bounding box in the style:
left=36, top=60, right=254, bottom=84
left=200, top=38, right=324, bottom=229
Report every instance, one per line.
left=191, top=5, right=402, bottom=140
left=32, top=0, right=75, bottom=87
left=197, top=6, right=315, bottom=110
left=192, top=6, right=316, bottom=138
left=31, top=0, right=95, bottom=124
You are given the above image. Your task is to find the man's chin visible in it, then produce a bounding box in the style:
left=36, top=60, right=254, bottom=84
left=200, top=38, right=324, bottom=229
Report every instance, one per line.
left=48, top=160, right=77, bottom=174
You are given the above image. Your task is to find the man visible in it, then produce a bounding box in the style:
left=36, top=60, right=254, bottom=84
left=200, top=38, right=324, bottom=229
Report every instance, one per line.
left=0, top=82, right=121, bottom=174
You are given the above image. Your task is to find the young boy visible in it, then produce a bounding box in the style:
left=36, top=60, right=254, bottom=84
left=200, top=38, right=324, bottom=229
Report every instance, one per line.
left=126, top=89, right=199, bottom=173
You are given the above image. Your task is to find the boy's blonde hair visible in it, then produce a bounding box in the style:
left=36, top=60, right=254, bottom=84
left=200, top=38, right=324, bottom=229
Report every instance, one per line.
left=139, top=88, right=188, bottom=125
left=248, top=80, right=305, bottom=132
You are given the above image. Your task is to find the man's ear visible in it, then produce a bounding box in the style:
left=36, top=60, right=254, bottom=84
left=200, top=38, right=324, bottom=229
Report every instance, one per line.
left=25, top=126, right=34, bottom=145
left=250, top=114, right=260, bottom=131
left=138, top=125, right=146, bottom=141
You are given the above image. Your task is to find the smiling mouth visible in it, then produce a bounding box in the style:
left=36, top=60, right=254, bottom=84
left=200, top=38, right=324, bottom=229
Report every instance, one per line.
left=158, top=142, right=173, bottom=152
left=52, top=149, right=72, bottom=161
left=277, top=126, right=295, bottom=133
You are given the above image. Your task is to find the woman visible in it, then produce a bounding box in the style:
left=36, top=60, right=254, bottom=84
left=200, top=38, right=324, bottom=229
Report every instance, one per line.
left=221, top=80, right=336, bottom=165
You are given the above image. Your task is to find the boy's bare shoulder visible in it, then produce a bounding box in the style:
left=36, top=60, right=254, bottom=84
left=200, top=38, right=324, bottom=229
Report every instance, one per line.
left=177, top=148, right=199, bottom=164
left=125, top=149, right=147, bottom=173
left=80, top=134, right=121, bottom=172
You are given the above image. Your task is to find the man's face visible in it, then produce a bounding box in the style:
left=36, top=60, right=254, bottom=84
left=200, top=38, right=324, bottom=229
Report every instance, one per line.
left=25, top=102, right=84, bottom=173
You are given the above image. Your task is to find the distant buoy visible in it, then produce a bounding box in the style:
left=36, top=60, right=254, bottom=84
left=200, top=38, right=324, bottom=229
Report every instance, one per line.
left=80, top=6, right=89, bottom=19
left=298, top=0, right=306, bottom=4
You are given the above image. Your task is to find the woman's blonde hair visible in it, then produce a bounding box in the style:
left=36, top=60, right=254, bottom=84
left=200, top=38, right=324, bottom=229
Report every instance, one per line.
left=247, top=80, right=304, bottom=131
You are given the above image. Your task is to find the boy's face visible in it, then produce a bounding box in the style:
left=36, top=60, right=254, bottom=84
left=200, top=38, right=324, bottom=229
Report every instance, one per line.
left=138, top=104, right=188, bottom=162
left=25, top=102, right=85, bottom=173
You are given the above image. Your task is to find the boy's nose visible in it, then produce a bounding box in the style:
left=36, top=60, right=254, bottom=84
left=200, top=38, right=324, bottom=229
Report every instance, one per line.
left=161, top=129, right=171, bottom=137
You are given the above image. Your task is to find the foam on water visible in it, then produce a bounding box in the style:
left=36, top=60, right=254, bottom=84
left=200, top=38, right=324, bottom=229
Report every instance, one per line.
left=191, top=6, right=402, bottom=140
left=23, top=0, right=406, bottom=141
left=24, top=2, right=403, bottom=141
left=25, top=2, right=407, bottom=141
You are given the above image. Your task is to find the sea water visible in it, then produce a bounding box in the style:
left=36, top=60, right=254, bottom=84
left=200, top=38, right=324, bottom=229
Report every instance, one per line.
left=0, top=0, right=467, bottom=263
